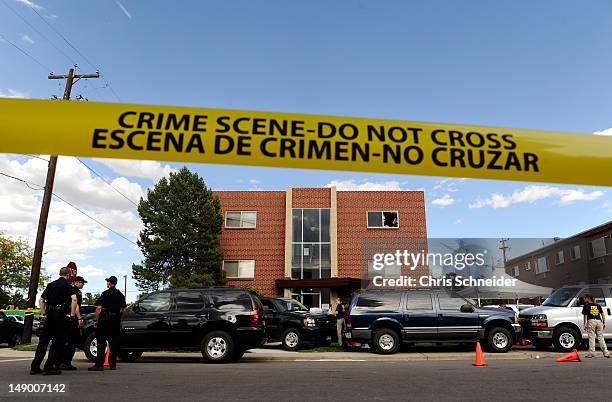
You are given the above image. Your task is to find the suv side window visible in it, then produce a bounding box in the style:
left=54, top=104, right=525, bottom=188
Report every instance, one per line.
left=406, top=292, right=433, bottom=310
left=355, top=292, right=402, bottom=312
left=174, top=291, right=207, bottom=311
left=261, top=299, right=276, bottom=311
left=138, top=292, right=171, bottom=312
left=209, top=291, right=253, bottom=311
left=437, top=293, right=469, bottom=311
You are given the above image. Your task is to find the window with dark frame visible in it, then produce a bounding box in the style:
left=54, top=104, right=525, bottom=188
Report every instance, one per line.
left=367, top=211, right=399, bottom=228
left=222, top=260, right=255, bottom=278
left=225, top=211, right=257, bottom=228
left=570, top=245, right=581, bottom=260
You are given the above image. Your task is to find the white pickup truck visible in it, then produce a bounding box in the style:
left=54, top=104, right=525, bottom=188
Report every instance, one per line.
left=519, top=285, right=612, bottom=352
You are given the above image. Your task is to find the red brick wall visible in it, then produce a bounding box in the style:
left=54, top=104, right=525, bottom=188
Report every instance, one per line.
left=214, top=191, right=286, bottom=297
left=292, top=188, right=331, bottom=208
left=214, top=189, right=428, bottom=295
left=336, top=191, right=428, bottom=281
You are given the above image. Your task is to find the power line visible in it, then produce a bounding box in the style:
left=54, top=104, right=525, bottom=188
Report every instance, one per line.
left=27, top=5, right=121, bottom=102
left=51, top=192, right=137, bottom=246
left=25, top=154, right=50, bottom=162
left=75, top=157, right=139, bottom=207
left=0, top=0, right=76, bottom=66
left=29, top=6, right=97, bottom=71
left=0, top=32, right=51, bottom=72
left=0, top=171, right=137, bottom=246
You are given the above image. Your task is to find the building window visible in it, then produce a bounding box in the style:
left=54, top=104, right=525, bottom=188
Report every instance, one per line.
left=536, top=256, right=548, bottom=274
left=526, top=261, right=532, bottom=271
left=555, top=250, right=564, bottom=265
left=588, top=236, right=611, bottom=259
left=225, top=211, right=256, bottom=228
left=511, top=266, right=519, bottom=277
left=292, top=208, right=331, bottom=279
left=367, top=211, right=399, bottom=228
left=223, top=260, right=255, bottom=278
left=570, top=245, right=581, bottom=260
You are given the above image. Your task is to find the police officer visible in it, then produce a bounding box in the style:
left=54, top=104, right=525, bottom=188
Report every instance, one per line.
left=30, top=266, right=78, bottom=375
left=61, top=276, right=87, bottom=370
left=89, top=276, right=126, bottom=371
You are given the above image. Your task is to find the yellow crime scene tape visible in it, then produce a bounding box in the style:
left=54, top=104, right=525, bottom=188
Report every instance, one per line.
left=0, top=98, right=610, bottom=186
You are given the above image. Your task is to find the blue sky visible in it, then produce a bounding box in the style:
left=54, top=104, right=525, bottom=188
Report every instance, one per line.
left=1, top=1, right=611, bottom=300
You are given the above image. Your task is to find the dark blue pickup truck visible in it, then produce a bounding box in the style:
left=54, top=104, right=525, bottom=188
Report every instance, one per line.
left=344, top=289, right=521, bottom=354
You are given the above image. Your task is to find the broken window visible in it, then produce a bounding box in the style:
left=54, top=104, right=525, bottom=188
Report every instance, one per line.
left=367, top=211, right=399, bottom=228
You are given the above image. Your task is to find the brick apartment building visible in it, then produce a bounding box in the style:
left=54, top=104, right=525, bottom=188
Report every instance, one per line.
left=214, top=187, right=427, bottom=309
left=505, top=221, right=612, bottom=289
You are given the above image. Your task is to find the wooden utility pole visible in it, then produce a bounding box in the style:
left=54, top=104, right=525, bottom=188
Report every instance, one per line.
left=22, top=65, right=99, bottom=343
left=499, top=238, right=510, bottom=263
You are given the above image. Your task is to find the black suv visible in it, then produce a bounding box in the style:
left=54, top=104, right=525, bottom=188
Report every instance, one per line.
left=0, top=312, right=23, bottom=347
left=345, top=289, right=521, bottom=354
left=261, top=298, right=337, bottom=351
left=82, top=287, right=265, bottom=363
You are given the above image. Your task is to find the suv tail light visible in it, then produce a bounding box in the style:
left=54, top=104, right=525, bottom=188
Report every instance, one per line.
left=345, top=314, right=352, bottom=327
left=250, top=308, right=261, bottom=327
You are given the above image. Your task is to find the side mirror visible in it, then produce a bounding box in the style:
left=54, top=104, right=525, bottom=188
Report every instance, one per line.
left=460, top=304, right=475, bottom=313
left=132, top=304, right=142, bottom=313
left=8, top=316, right=16, bottom=322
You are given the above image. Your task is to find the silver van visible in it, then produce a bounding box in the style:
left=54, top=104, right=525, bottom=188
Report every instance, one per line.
left=519, top=285, right=612, bottom=352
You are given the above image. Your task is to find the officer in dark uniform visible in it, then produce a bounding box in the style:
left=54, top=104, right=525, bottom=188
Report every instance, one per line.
left=89, top=276, right=126, bottom=371
left=30, top=267, right=78, bottom=375
left=61, top=276, right=87, bottom=370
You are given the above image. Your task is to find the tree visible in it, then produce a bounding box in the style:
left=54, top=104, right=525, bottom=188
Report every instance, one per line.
left=83, top=292, right=101, bottom=305
left=0, top=234, right=46, bottom=308
left=132, top=167, right=224, bottom=291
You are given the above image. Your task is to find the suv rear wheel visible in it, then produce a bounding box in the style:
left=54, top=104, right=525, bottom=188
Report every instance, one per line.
left=486, top=327, right=513, bottom=353
left=84, top=332, right=107, bottom=362
left=201, top=330, right=235, bottom=363
left=281, top=328, right=303, bottom=351
left=553, top=326, right=580, bottom=352
left=371, top=328, right=400, bottom=354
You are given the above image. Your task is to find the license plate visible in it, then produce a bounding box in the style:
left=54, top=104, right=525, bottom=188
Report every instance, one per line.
left=344, top=332, right=352, bottom=339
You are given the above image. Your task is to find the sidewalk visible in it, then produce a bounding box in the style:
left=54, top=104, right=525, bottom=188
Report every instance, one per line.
left=0, top=346, right=562, bottom=362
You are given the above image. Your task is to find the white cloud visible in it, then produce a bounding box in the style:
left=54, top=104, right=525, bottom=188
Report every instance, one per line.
left=469, top=185, right=604, bottom=209
left=44, top=262, right=106, bottom=280
left=0, top=156, right=143, bottom=209
left=0, top=89, right=28, bottom=98
left=594, top=128, right=612, bottom=136
left=326, top=179, right=407, bottom=191
left=92, top=158, right=176, bottom=181
left=0, top=155, right=143, bottom=261
left=20, top=34, right=34, bottom=44
left=431, top=194, right=455, bottom=207
left=114, top=0, right=132, bottom=19
left=15, top=0, right=43, bottom=10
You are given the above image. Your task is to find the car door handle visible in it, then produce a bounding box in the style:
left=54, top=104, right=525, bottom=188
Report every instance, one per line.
left=157, top=315, right=168, bottom=320
left=437, top=313, right=443, bottom=319
left=195, top=313, right=206, bottom=319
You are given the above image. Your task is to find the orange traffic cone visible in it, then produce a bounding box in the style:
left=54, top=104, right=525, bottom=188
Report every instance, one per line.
left=472, top=341, right=487, bottom=366
left=103, top=346, right=110, bottom=367
left=557, top=348, right=581, bottom=363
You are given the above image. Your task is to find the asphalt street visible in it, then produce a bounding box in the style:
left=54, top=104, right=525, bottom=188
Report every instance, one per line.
left=0, top=353, right=609, bottom=401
